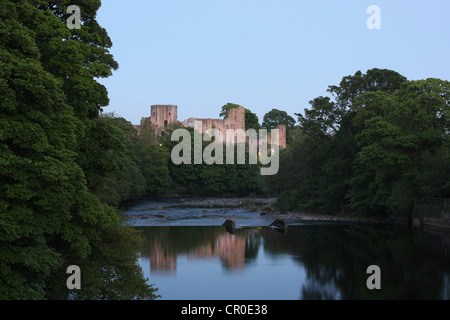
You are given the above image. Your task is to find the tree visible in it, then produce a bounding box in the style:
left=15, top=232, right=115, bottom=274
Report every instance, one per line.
left=262, top=109, right=296, bottom=131
left=351, top=79, right=450, bottom=217
left=0, top=0, right=157, bottom=299
left=35, top=0, right=119, bottom=121
left=328, top=68, right=407, bottom=109
left=139, top=145, right=172, bottom=196
left=283, top=68, right=449, bottom=220
left=0, top=1, right=87, bottom=298
left=270, top=68, right=411, bottom=215
left=296, top=97, right=341, bottom=138
left=244, top=109, right=261, bottom=131
left=262, top=109, right=296, bottom=144
left=78, top=114, right=146, bottom=206
left=166, top=128, right=262, bottom=196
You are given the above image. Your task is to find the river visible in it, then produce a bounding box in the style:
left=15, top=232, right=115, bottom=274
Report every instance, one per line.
left=123, top=199, right=450, bottom=300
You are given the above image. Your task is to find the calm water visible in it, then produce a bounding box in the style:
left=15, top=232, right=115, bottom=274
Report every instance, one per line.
left=124, top=199, right=450, bottom=300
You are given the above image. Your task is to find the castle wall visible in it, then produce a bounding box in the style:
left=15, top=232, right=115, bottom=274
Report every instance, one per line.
left=134, top=104, right=287, bottom=148
left=181, top=106, right=245, bottom=136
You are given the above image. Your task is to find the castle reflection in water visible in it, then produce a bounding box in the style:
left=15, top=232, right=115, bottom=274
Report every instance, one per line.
left=140, top=227, right=262, bottom=274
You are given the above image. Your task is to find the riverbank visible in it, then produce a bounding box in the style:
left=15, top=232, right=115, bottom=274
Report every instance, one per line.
left=269, top=210, right=392, bottom=224
left=168, top=197, right=395, bottom=225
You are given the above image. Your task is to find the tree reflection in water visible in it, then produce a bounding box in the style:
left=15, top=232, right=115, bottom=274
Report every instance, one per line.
left=137, top=225, right=450, bottom=300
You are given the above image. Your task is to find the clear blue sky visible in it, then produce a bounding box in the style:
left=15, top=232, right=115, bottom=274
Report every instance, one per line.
left=96, top=0, right=450, bottom=125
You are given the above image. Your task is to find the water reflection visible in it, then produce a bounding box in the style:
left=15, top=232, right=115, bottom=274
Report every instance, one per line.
left=137, top=225, right=450, bottom=300
left=190, top=231, right=247, bottom=270
left=140, top=227, right=262, bottom=274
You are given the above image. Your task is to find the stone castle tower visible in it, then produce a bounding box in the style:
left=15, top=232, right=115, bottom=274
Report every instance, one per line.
left=137, top=105, right=178, bottom=129
left=150, top=105, right=178, bottom=128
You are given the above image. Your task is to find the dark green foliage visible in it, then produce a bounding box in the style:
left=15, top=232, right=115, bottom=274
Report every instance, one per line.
left=262, top=109, right=296, bottom=130
left=35, top=0, right=119, bottom=121
left=244, top=109, right=261, bottom=131
left=269, top=68, right=449, bottom=220
left=1, top=0, right=85, bottom=298
left=352, top=78, right=450, bottom=216
left=78, top=114, right=146, bottom=206
left=0, top=0, right=157, bottom=299
left=46, top=223, right=160, bottom=300
left=138, top=145, right=172, bottom=196
left=163, top=127, right=262, bottom=196
left=262, top=109, right=296, bottom=143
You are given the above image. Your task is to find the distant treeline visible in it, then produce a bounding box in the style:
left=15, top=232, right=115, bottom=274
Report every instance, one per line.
left=87, top=118, right=265, bottom=203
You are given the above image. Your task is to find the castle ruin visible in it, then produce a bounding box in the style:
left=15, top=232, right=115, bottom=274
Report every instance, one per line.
left=133, top=105, right=287, bottom=148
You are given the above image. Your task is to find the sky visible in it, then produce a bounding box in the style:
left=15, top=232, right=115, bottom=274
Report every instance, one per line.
left=96, top=0, right=450, bottom=126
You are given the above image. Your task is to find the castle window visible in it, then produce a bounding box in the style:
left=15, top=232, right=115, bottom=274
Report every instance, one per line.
left=164, top=120, right=168, bottom=128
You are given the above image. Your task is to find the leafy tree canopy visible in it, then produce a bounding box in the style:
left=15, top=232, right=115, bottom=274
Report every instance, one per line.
left=262, top=109, right=296, bottom=131
left=0, top=0, right=157, bottom=300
